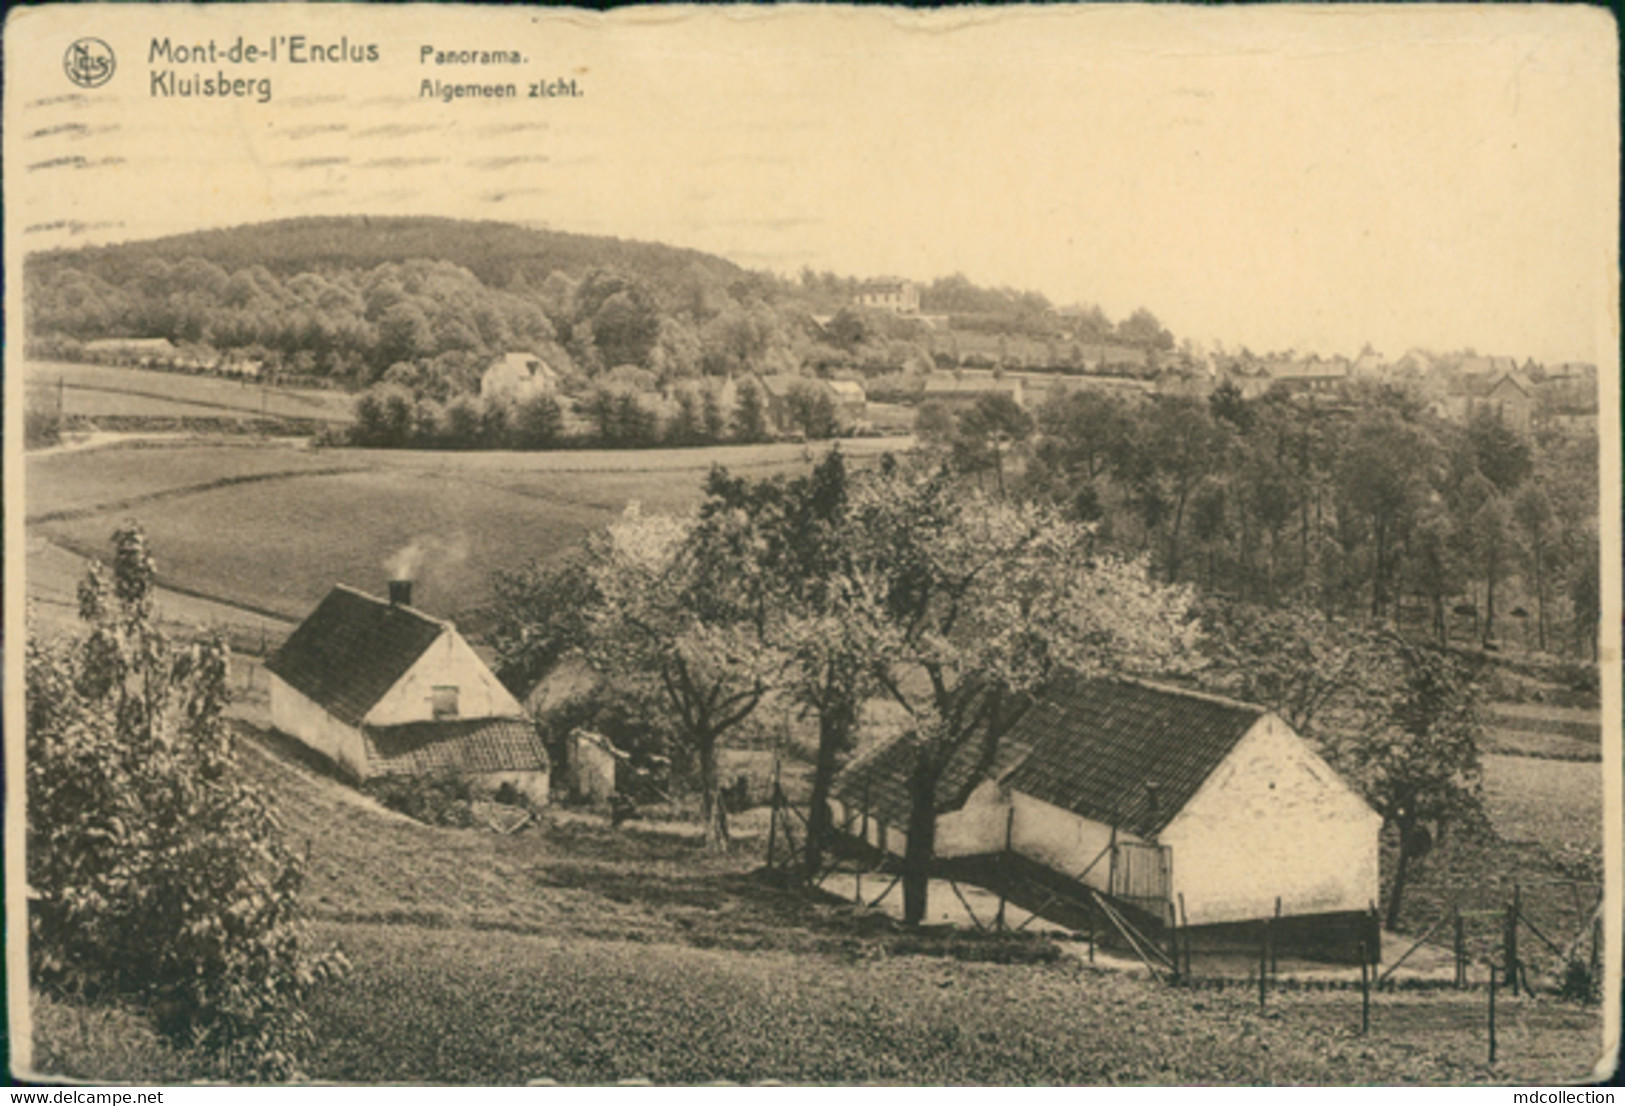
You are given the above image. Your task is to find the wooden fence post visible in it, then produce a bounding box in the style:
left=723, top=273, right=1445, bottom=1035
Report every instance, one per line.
left=1359, top=938, right=1370, bottom=1034
left=1272, top=896, right=1282, bottom=978
left=1488, top=964, right=1498, bottom=1064
left=1087, top=901, right=1096, bottom=963
left=1453, top=907, right=1466, bottom=989
left=766, top=786, right=778, bottom=869
left=1506, top=887, right=1520, bottom=998
left=1258, top=920, right=1268, bottom=1010
left=861, top=783, right=870, bottom=849
left=996, top=806, right=1014, bottom=933
left=1167, top=902, right=1179, bottom=980
left=1178, top=893, right=1191, bottom=980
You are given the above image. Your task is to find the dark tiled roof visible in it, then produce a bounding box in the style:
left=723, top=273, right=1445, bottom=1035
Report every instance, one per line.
left=834, top=674, right=1263, bottom=840
left=1001, top=674, right=1262, bottom=838
left=265, top=585, right=446, bottom=727
left=364, top=717, right=549, bottom=776
left=832, top=708, right=1039, bottom=827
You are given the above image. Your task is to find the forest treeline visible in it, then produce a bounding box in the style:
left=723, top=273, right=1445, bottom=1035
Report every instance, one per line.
left=931, top=383, right=1599, bottom=660
left=25, top=216, right=1177, bottom=393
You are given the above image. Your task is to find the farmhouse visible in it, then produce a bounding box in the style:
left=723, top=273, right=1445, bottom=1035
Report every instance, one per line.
left=829, top=674, right=1380, bottom=951
left=265, top=582, right=549, bottom=804
left=481, top=351, right=558, bottom=402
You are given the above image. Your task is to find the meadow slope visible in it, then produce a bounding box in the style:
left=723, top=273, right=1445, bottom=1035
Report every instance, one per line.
left=27, top=438, right=900, bottom=627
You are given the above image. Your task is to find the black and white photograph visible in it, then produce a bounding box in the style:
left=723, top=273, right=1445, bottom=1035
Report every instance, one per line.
left=5, top=3, right=1618, bottom=1089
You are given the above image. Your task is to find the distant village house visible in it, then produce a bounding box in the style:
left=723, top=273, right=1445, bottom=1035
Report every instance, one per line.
left=481, top=351, right=559, bottom=403
left=754, top=374, right=868, bottom=436
left=854, top=278, right=921, bottom=315
left=80, top=337, right=178, bottom=367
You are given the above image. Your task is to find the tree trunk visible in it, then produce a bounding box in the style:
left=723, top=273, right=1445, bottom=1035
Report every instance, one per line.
left=1483, top=570, right=1497, bottom=647
left=1385, top=823, right=1413, bottom=931
left=1534, top=541, right=1547, bottom=651
left=1167, top=487, right=1190, bottom=583
left=697, top=734, right=728, bottom=851
left=802, top=714, right=845, bottom=881
left=1370, top=520, right=1387, bottom=619
left=902, top=759, right=939, bottom=927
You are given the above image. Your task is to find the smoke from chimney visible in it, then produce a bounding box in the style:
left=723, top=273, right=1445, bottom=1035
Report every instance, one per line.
left=385, top=541, right=426, bottom=582
left=381, top=534, right=470, bottom=610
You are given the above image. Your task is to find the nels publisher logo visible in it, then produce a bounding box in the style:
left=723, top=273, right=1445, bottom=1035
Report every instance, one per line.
left=64, top=38, right=115, bottom=88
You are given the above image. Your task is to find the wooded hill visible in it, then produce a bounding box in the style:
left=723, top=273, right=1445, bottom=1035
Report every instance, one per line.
left=24, top=215, right=1182, bottom=392
left=24, top=216, right=747, bottom=302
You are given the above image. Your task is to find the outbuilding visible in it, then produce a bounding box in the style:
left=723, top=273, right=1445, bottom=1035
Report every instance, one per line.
left=265, top=582, right=550, bottom=805
left=830, top=674, right=1380, bottom=952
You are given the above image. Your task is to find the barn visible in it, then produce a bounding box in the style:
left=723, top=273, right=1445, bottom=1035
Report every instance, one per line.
left=265, top=582, right=550, bottom=804
left=829, top=673, right=1381, bottom=955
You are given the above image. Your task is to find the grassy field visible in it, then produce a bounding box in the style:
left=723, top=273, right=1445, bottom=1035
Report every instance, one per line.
left=1481, top=754, right=1603, bottom=856
left=22, top=430, right=1606, bottom=1085
left=25, top=360, right=355, bottom=423
left=27, top=438, right=897, bottom=629
left=1483, top=705, right=1602, bottom=761
left=30, top=730, right=1602, bottom=1086
left=1376, top=753, right=1605, bottom=987
left=301, top=923, right=1599, bottom=1085
left=27, top=440, right=361, bottom=518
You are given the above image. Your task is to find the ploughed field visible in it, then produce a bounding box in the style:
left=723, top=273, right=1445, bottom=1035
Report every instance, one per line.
left=26, top=437, right=894, bottom=630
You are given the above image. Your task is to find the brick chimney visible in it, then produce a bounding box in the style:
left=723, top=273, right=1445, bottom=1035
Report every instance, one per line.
left=388, top=579, right=412, bottom=607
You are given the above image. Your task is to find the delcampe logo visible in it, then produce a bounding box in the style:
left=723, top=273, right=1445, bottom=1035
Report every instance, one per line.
left=64, top=38, right=115, bottom=88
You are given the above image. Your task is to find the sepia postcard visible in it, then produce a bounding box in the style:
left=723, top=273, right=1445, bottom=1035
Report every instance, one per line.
left=5, top=3, right=1620, bottom=1090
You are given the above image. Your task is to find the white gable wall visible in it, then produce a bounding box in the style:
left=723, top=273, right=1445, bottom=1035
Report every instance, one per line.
left=365, top=629, right=523, bottom=726
left=268, top=673, right=369, bottom=780
left=936, top=780, right=1009, bottom=857
left=1160, top=715, right=1381, bottom=926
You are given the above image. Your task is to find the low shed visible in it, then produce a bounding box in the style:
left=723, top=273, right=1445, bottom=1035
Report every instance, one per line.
left=831, top=674, right=1380, bottom=936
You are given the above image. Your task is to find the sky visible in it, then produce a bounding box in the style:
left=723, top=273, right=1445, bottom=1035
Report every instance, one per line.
left=7, top=4, right=1618, bottom=365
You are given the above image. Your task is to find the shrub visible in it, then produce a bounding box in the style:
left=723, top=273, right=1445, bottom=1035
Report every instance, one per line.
left=732, top=381, right=770, bottom=443
left=481, top=397, right=513, bottom=447
left=785, top=382, right=839, bottom=440
left=512, top=392, right=564, bottom=450
left=441, top=394, right=485, bottom=450
left=352, top=384, right=415, bottom=447
left=27, top=526, right=345, bottom=1080
left=362, top=773, right=477, bottom=827
left=413, top=398, right=446, bottom=446
left=1559, top=957, right=1599, bottom=1004
left=25, top=402, right=62, bottom=449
